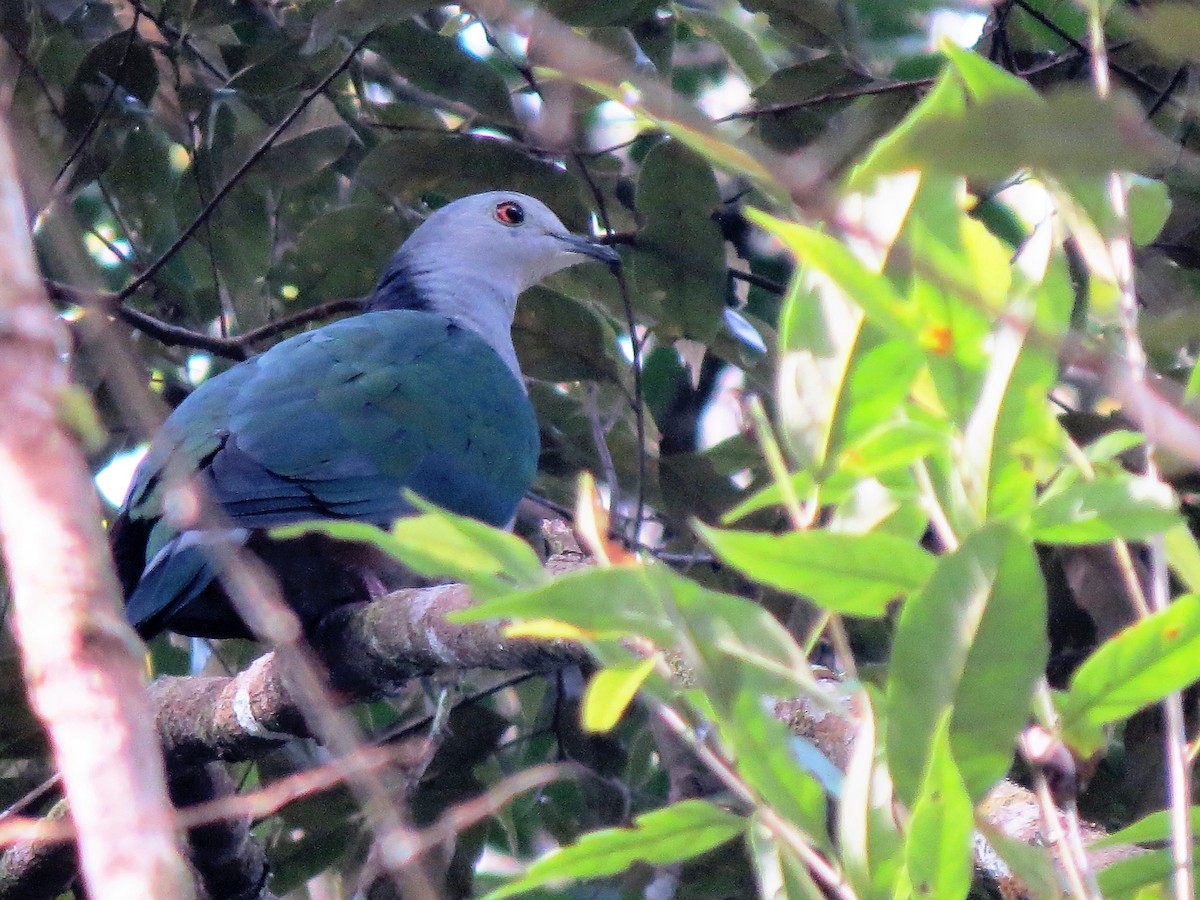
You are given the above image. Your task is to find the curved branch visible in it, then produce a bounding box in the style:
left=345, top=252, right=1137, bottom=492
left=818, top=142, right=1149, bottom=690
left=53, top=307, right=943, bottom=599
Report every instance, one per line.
left=152, top=559, right=590, bottom=768
left=47, top=280, right=365, bottom=361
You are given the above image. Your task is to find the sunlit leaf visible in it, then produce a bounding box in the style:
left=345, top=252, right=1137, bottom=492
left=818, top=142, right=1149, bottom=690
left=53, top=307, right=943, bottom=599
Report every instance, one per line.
left=1031, top=475, right=1181, bottom=544
left=273, top=498, right=545, bottom=599
left=904, top=713, right=972, bottom=900
left=695, top=523, right=935, bottom=617
left=887, top=524, right=1048, bottom=803
left=582, top=656, right=657, bottom=732
left=1060, top=593, right=1200, bottom=753
left=1091, top=806, right=1200, bottom=849
left=1095, top=849, right=1173, bottom=897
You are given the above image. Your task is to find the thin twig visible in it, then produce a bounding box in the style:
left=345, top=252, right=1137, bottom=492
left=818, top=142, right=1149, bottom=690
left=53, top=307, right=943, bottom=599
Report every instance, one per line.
left=650, top=701, right=857, bottom=900
left=115, top=33, right=372, bottom=303
left=730, top=267, right=785, bottom=296
left=474, top=12, right=649, bottom=548
left=1148, top=66, right=1187, bottom=120
left=126, top=0, right=228, bottom=84
left=54, top=9, right=143, bottom=187
left=1023, top=759, right=1097, bottom=900
left=47, top=280, right=365, bottom=360
left=1011, top=0, right=1176, bottom=102
left=1, top=31, right=64, bottom=119
left=717, top=77, right=935, bottom=122
left=1085, top=7, right=1194, bottom=899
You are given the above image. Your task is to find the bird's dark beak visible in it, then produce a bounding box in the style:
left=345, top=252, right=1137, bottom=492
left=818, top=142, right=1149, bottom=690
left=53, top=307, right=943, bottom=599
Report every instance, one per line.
left=555, top=233, right=622, bottom=269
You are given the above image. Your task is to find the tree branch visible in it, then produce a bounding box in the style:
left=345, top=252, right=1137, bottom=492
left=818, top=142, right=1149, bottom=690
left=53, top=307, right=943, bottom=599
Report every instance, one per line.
left=0, top=119, right=193, bottom=897
left=47, top=280, right=364, bottom=361
left=153, top=559, right=590, bottom=768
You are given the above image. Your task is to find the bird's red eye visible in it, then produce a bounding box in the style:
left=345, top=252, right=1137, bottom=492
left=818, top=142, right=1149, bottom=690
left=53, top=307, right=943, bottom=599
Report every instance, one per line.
left=494, top=200, right=525, bottom=226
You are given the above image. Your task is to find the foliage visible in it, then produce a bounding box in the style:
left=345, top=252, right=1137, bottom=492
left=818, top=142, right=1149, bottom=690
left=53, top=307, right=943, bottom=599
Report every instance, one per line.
left=8, top=0, right=1200, bottom=897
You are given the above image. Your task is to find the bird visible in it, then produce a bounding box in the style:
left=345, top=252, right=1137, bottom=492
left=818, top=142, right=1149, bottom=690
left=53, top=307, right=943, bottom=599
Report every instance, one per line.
left=112, top=191, right=620, bottom=639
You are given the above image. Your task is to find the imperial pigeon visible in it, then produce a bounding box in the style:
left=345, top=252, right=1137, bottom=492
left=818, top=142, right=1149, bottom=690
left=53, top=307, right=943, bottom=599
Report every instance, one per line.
left=113, top=191, right=619, bottom=639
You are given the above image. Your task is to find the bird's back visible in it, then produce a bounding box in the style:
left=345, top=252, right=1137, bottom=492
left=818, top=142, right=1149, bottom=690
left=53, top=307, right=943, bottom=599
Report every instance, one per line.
left=115, top=310, right=540, bottom=638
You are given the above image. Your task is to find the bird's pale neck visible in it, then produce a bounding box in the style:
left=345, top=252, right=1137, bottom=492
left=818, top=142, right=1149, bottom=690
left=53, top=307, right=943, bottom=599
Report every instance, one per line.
left=368, top=254, right=523, bottom=382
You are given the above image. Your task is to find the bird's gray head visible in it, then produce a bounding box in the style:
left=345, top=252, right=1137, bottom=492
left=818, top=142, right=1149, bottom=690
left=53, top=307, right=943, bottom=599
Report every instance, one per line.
left=367, top=190, right=619, bottom=376
left=371, top=192, right=617, bottom=311
left=367, top=192, right=618, bottom=377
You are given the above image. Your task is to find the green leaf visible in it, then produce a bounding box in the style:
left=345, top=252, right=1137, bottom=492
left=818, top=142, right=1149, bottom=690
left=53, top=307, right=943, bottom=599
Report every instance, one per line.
left=447, top=566, right=673, bottom=639
left=1095, top=849, right=1173, bottom=898
left=747, top=826, right=826, bottom=900
left=837, top=421, right=945, bottom=477
left=1084, top=430, right=1146, bottom=464
left=540, top=0, right=658, bottom=27
left=1091, top=806, right=1200, bottom=850
left=939, top=40, right=1037, bottom=100
left=677, top=7, right=775, bottom=87
left=904, top=713, right=973, bottom=900
left=975, top=820, right=1063, bottom=900
left=304, top=0, right=428, bottom=51
left=481, top=800, right=746, bottom=899
left=749, top=57, right=870, bottom=151
left=695, top=524, right=935, bottom=617
left=1059, top=593, right=1200, bottom=753
left=272, top=499, right=545, bottom=599
left=270, top=203, right=406, bottom=305
left=721, top=471, right=815, bottom=523
left=752, top=202, right=926, bottom=472
left=856, top=50, right=1159, bottom=183
left=582, top=656, right=657, bottom=733
left=513, top=286, right=625, bottom=383
left=739, top=0, right=844, bottom=48
left=351, top=133, right=592, bottom=230
left=1031, top=475, right=1181, bottom=544
left=1165, top=525, right=1200, bottom=594
left=1127, top=176, right=1172, bottom=246
left=368, top=21, right=517, bottom=125
left=632, top=140, right=727, bottom=341
left=748, top=208, right=912, bottom=341
left=838, top=691, right=905, bottom=898
left=1125, top=2, right=1200, bottom=63
left=887, top=525, right=1048, bottom=804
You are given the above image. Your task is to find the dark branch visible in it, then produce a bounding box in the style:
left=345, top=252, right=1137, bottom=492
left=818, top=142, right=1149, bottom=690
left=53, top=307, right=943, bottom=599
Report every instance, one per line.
left=1009, top=0, right=1177, bottom=102
left=126, top=0, right=229, bottom=84
left=730, top=268, right=785, bottom=296
left=718, top=77, right=935, bottom=122
left=47, top=280, right=365, bottom=361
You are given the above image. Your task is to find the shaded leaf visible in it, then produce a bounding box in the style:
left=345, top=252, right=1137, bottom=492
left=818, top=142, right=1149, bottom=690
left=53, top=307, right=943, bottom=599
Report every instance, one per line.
left=368, top=21, right=517, bottom=125
left=632, top=139, right=727, bottom=341
left=513, top=287, right=625, bottom=383
left=351, top=133, right=591, bottom=230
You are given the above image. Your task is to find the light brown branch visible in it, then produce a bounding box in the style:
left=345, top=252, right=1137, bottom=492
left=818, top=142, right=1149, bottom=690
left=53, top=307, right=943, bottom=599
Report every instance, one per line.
left=0, top=118, right=193, bottom=897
